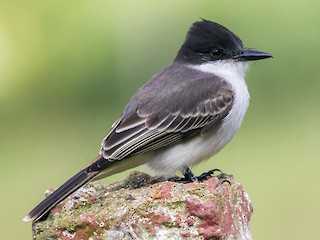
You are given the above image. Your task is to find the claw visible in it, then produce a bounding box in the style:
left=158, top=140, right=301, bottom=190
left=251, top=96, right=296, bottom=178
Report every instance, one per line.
left=221, top=179, right=232, bottom=186
left=197, top=168, right=224, bottom=180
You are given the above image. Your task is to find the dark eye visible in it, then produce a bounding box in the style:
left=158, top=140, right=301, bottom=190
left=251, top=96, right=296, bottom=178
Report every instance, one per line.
left=210, top=48, right=223, bottom=59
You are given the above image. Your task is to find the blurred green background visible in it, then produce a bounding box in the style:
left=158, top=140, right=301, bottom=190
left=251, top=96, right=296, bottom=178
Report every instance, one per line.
left=1, top=0, right=319, bottom=239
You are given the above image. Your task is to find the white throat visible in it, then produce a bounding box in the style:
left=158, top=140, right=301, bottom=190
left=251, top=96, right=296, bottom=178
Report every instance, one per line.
left=189, top=60, right=249, bottom=82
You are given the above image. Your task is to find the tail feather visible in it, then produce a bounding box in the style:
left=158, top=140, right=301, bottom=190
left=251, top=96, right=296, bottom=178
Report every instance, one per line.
left=23, top=169, right=99, bottom=222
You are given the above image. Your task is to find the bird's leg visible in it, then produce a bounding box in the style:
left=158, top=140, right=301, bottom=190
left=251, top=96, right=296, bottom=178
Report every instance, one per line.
left=182, top=166, right=199, bottom=182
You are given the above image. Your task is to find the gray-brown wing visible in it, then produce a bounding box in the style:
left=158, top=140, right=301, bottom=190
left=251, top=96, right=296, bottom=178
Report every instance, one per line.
left=100, top=93, right=233, bottom=161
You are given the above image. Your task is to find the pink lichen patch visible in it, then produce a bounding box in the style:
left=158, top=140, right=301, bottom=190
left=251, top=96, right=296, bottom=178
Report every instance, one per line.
left=205, top=177, right=220, bottom=194
left=221, top=185, right=232, bottom=197
left=138, top=218, right=157, bottom=236
left=79, top=213, right=98, bottom=227
left=185, top=182, right=199, bottom=189
left=186, top=197, right=222, bottom=239
left=136, top=210, right=173, bottom=236
left=87, top=196, right=96, bottom=204
left=58, top=214, right=106, bottom=240
left=198, top=225, right=222, bottom=239
left=153, top=182, right=175, bottom=200
left=130, top=223, right=142, bottom=239
left=220, top=199, right=233, bottom=234
left=186, top=197, right=218, bottom=221
left=186, top=216, right=196, bottom=226
left=51, top=206, right=61, bottom=215
left=173, top=214, right=182, bottom=225
left=112, top=213, right=128, bottom=227
left=148, top=226, right=157, bottom=236
left=181, top=229, right=191, bottom=237
left=73, top=227, right=94, bottom=240
left=146, top=210, right=171, bottom=225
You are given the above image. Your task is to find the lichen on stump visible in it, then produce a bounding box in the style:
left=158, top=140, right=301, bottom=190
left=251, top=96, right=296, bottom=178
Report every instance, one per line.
left=32, top=171, right=253, bottom=240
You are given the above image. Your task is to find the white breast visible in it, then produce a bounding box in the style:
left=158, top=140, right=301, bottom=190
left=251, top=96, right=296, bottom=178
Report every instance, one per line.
left=146, top=60, right=250, bottom=175
left=195, top=60, right=250, bottom=141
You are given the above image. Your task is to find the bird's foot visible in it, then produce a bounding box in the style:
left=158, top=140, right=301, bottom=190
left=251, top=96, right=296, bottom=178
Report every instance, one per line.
left=171, top=166, right=227, bottom=183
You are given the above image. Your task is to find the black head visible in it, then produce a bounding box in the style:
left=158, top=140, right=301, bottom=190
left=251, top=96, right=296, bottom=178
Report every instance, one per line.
left=175, top=19, right=272, bottom=64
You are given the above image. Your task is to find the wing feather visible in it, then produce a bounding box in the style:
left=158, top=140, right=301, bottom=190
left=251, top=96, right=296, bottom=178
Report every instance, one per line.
left=100, top=95, right=232, bottom=161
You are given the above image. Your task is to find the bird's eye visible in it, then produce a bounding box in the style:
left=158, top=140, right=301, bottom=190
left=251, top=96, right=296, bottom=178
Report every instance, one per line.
left=210, top=49, right=223, bottom=59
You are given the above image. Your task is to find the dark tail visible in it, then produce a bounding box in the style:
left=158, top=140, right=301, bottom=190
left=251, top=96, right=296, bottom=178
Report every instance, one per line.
left=23, top=168, right=99, bottom=222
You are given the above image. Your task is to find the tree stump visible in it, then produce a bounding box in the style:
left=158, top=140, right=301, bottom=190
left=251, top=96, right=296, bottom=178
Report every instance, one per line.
left=32, top=171, right=253, bottom=240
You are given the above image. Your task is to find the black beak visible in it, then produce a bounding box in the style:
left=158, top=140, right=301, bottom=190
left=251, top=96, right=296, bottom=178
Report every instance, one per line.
left=233, top=49, right=273, bottom=61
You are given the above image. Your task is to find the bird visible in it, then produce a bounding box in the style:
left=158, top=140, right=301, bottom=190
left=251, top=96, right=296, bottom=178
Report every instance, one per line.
left=23, top=19, right=272, bottom=222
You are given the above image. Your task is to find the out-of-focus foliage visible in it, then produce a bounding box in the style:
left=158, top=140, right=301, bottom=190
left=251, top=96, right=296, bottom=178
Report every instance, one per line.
left=0, top=1, right=319, bottom=239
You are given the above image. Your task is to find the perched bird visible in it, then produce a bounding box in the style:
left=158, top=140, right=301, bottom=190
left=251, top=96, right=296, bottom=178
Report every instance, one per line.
left=24, top=19, right=272, bottom=222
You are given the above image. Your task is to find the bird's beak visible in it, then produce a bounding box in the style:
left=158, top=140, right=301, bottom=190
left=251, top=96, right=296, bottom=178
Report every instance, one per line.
left=233, top=49, right=273, bottom=61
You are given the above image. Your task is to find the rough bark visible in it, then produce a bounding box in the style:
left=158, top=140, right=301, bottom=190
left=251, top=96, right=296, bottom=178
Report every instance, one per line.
left=32, top=171, right=253, bottom=240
